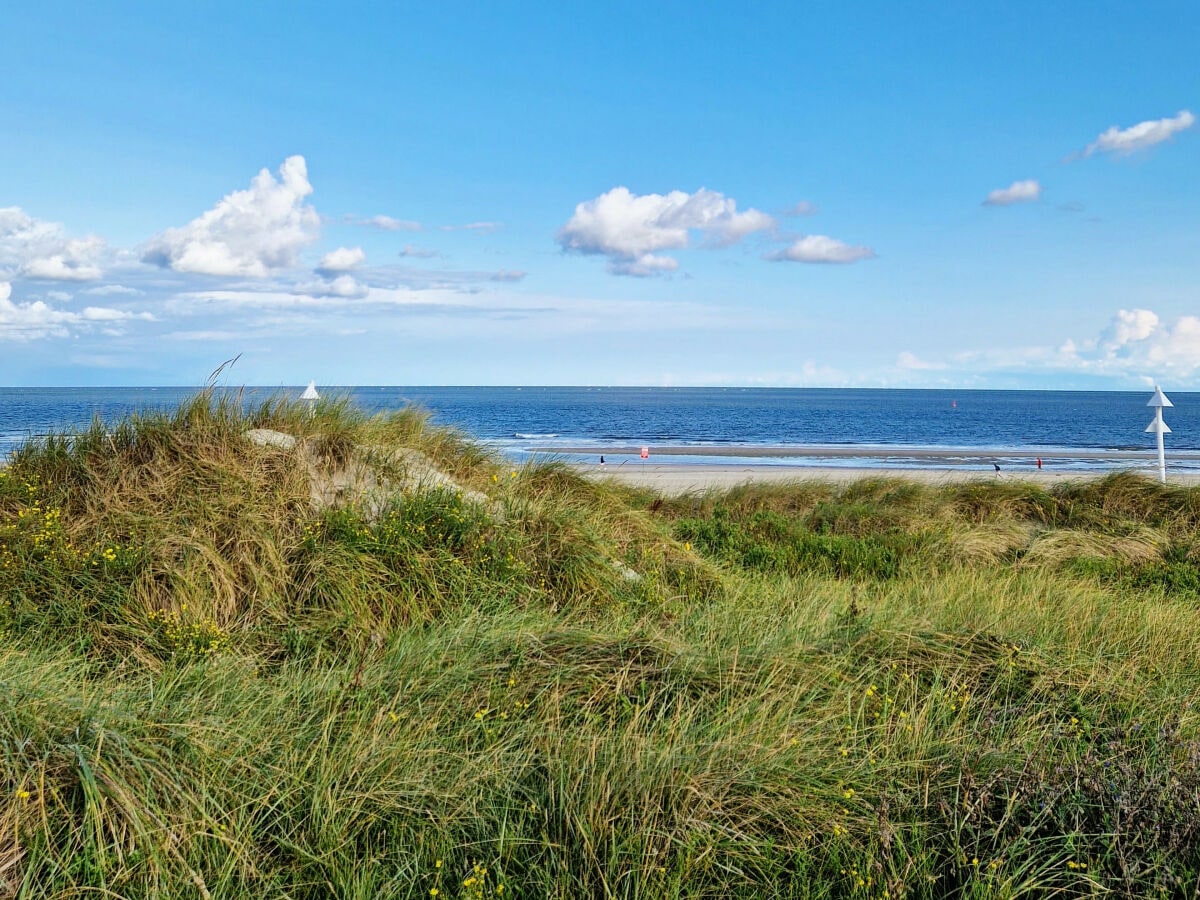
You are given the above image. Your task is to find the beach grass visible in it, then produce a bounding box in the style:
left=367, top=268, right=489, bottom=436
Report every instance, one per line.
left=3, top=393, right=1200, bottom=897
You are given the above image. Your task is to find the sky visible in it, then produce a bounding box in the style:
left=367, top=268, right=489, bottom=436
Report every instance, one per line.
left=1, top=1, right=1197, bottom=389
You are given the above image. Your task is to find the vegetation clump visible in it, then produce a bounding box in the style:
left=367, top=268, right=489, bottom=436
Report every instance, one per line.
left=3, top=393, right=1200, bottom=897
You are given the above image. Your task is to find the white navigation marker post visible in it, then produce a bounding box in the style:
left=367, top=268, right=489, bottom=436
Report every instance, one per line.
left=301, top=380, right=320, bottom=416
left=1145, top=385, right=1173, bottom=484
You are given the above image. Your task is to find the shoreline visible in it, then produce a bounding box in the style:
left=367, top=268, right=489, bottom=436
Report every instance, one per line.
left=578, top=460, right=1200, bottom=492
left=535, top=443, right=1200, bottom=463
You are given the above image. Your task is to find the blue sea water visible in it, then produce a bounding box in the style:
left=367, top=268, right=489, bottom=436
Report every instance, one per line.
left=1, top=386, right=1196, bottom=472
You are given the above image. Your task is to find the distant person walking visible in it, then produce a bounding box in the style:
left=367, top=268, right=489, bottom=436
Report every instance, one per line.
left=994, top=463, right=1001, bottom=477
left=599, top=455, right=605, bottom=467
left=1036, top=457, right=1042, bottom=470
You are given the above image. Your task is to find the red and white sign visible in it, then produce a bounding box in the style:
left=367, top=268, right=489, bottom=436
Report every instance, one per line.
left=640, top=446, right=649, bottom=459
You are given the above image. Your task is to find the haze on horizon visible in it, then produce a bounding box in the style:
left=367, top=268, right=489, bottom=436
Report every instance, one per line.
left=1, top=2, right=1196, bottom=390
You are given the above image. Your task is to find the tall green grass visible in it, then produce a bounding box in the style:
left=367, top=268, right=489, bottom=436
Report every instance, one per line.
left=4, top=394, right=1200, bottom=896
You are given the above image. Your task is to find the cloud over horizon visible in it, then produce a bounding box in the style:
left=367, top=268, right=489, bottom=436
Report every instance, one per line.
left=1056, top=307, right=1200, bottom=379
left=557, top=186, right=774, bottom=276
left=142, top=156, right=320, bottom=276
left=0, top=279, right=151, bottom=341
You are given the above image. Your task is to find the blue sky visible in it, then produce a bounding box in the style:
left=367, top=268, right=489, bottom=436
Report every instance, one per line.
left=1, top=1, right=1196, bottom=388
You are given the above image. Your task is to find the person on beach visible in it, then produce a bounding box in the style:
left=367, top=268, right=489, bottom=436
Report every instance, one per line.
left=599, top=455, right=605, bottom=467
left=994, top=463, right=1001, bottom=476
left=1036, top=457, right=1042, bottom=470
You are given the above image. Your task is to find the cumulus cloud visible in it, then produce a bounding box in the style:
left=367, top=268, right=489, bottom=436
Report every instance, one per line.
left=0, top=207, right=107, bottom=281
left=1101, top=308, right=1159, bottom=351
left=142, top=155, right=320, bottom=276
left=20, top=236, right=106, bottom=280
left=297, top=273, right=369, bottom=299
left=1053, top=308, right=1200, bottom=379
left=765, top=235, right=875, bottom=264
left=1083, top=110, right=1195, bottom=157
left=984, top=179, right=1042, bottom=206
left=557, top=186, right=774, bottom=276
left=318, top=246, right=366, bottom=272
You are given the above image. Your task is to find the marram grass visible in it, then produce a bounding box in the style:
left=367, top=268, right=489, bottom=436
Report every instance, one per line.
left=3, top=394, right=1200, bottom=897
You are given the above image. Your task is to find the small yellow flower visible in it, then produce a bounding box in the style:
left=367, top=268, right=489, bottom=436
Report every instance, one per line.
left=435, top=860, right=443, bottom=869
left=16, top=789, right=31, bottom=801
left=430, top=890, right=439, bottom=897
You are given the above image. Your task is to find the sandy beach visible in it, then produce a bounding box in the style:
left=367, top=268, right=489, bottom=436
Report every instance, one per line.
left=559, top=445, right=1200, bottom=493
left=588, top=463, right=1197, bottom=493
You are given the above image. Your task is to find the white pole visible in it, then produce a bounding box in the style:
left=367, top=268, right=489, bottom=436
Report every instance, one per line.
left=1145, top=385, right=1172, bottom=485
left=1157, top=406, right=1166, bottom=484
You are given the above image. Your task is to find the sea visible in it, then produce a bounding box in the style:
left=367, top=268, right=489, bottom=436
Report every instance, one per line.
left=2, top=386, right=1198, bottom=474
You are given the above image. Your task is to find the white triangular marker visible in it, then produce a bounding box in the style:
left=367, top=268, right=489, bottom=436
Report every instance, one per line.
left=1147, top=385, right=1173, bottom=408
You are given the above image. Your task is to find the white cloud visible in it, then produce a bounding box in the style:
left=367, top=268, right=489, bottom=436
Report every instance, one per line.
left=296, top=274, right=370, bottom=299
left=1072, top=308, right=1200, bottom=376
left=83, top=284, right=142, bottom=296
left=361, top=215, right=421, bottom=231
left=1083, top=110, right=1195, bottom=157
left=1101, top=308, right=1159, bottom=350
left=0, top=208, right=61, bottom=264
left=441, top=221, right=501, bottom=234
left=984, top=179, right=1042, bottom=206
left=766, top=235, right=875, bottom=264
left=142, top=155, right=320, bottom=276
left=489, top=269, right=526, bottom=282
left=0, top=280, right=146, bottom=341
left=1038, top=308, right=1200, bottom=380
left=318, top=246, right=366, bottom=272
left=81, top=306, right=152, bottom=322
left=0, top=207, right=107, bottom=281
left=557, top=186, right=774, bottom=276
left=20, top=236, right=106, bottom=280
